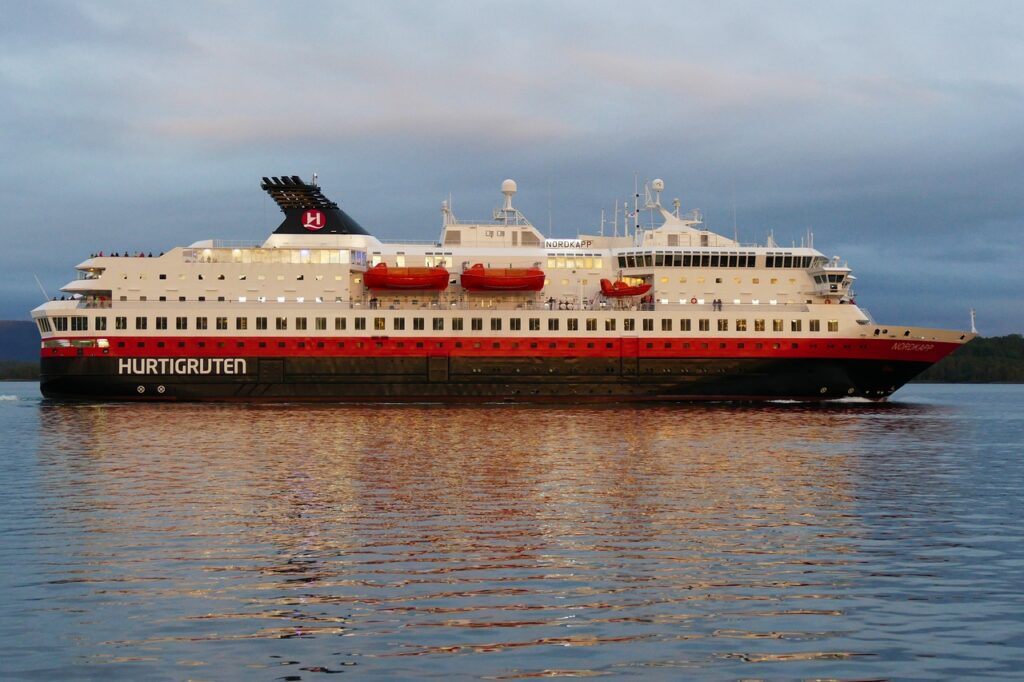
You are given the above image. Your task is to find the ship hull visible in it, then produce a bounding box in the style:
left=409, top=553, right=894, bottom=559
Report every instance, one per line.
left=39, top=353, right=934, bottom=402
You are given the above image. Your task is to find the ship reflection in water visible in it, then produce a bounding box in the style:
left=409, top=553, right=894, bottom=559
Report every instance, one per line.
left=21, top=393, right=1018, bottom=679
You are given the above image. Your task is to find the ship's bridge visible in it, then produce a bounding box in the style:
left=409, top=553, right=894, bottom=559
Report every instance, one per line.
left=810, top=257, right=855, bottom=299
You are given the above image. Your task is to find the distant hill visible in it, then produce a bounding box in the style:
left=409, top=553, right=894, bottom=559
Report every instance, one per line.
left=0, top=320, right=38, bottom=362
left=915, top=334, right=1024, bottom=383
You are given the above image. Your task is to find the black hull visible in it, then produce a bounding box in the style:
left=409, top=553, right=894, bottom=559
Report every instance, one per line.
left=40, top=355, right=931, bottom=402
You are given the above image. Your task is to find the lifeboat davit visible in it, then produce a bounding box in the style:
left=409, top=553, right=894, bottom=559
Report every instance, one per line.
left=600, top=278, right=652, bottom=298
left=461, top=263, right=546, bottom=292
left=363, top=263, right=449, bottom=291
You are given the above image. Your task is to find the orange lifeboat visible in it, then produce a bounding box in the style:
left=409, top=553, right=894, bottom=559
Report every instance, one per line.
left=363, top=263, right=449, bottom=291
left=460, top=263, right=545, bottom=292
left=600, top=278, right=652, bottom=298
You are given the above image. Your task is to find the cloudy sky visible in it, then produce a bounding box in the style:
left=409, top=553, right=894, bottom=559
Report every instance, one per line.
left=2, top=0, right=1021, bottom=334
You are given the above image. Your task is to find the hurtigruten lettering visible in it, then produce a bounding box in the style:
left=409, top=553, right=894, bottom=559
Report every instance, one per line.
left=118, top=358, right=247, bottom=375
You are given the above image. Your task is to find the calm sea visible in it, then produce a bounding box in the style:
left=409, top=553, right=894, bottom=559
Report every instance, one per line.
left=1, top=383, right=1022, bottom=681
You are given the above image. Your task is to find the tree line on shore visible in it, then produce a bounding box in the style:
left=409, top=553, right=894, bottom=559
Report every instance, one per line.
left=3, top=335, right=1022, bottom=383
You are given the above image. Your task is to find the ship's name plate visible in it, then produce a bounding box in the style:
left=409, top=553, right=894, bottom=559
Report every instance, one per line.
left=118, top=358, right=248, bottom=375
left=890, top=342, right=935, bottom=352
left=545, top=239, right=593, bottom=249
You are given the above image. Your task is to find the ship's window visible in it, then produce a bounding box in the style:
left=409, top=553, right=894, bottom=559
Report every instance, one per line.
left=413, top=317, right=424, bottom=331
left=567, top=318, right=578, bottom=331
left=549, top=342, right=557, bottom=349
left=416, top=342, right=424, bottom=348
left=642, top=319, right=653, bottom=332
left=809, top=319, right=821, bottom=332
left=753, top=278, right=760, bottom=284
left=115, top=316, right=127, bottom=330
left=717, top=319, right=728, bottom=332
left=660, top=319, right=672, bottom=332
left=754, top=319, right=765, bottom=332
left=354, top=317, right=366, bottom=330
left=605, top=319, right=616, bottom=331
left=37, top=318, right=52, bottom=333
left=236, top=317, right=248, bottom=330
left=217, top=317, right=229, bottom=330
left=529, top=318, right=540, bottom=331
left=784, top=256, right=793, bottom=268
left=586, top=318, right=597, bottom=331
left=335, top=317, right=347, bottom=331
left=276, top=317, right=288, bottom=330
left=680, top=319, right=691, bottom=331
left=471, top=318, right=483, bottom=331
left=137, top=341, right=145, bottom=348
left=155, top=317, right=167, bottom=330
left=710, top=255, right=719, bottom=267
left=548, top=318, right=559, bottom=331
left=70, top=316, right=87, bottom=331
left=433, top=317, right=444, bottom=331
left=828, top=319, right=839, bottom=332
left=530, top=342, right=538, bottom=349
left=618, top=256, right=627, bottom=268
left=176, top=316, right=187, bottom=330
left=135, top=317, right=147, bottom=330
left=736, top=319, right=747, bottom=332
left=374, top=317, right=385, bottom=331
left=159, top=274, right=166, bottom=280
left=698, top=319, right=710, bottom=332
left=624, top=319, right=635, bottom=332
left=791, top=320, right=802, bottom=332
left=773, top=319, right=784, bottom=332
left=313, top=317, right=326, bottom=331
left=655, top=254, right=665, bottom=267
left=279, top=341, right=286, bottom=348
left=490, top=318, right=501, bottom=331
left=159, top=296, right=166, bottom=302
left=510, top=318, right=521, bottom=331
left=626, top=255, right=636, bottom=268
left=393, top=318, right=405, bottom=331
left=452, top=317, right=463, bottom=331
left=256, top=317, right=267, bottom=330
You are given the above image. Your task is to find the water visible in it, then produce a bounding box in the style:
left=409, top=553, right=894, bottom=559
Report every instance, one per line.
left=1, top=383, right=1022, bottom=680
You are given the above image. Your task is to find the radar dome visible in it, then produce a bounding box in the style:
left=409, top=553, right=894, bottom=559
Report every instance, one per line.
left=501, top=179, right=517, bottom=194
left=652, top=179, right=664, bottom=192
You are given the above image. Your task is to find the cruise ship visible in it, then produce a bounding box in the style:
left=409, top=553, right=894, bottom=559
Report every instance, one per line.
left=32, top=175, right=974, bottom=401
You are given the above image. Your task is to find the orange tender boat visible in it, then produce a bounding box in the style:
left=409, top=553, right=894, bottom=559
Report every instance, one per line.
left=600, top=278, right=652, bottom=297
left=461, top=263, right=546, bottom=292
left=363, top=263, right=450, bottom=291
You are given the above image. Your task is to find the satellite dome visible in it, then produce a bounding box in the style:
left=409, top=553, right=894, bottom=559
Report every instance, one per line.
left=501, top=179, right=517, bottom=194
left=652, top=179, right=664, bottom=192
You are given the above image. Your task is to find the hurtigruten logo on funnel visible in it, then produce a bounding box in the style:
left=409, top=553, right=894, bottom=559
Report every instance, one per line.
left=302, top=209, right=326, bottom=231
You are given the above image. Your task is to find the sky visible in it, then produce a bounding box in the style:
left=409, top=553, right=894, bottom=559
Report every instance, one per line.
left=1, top=0, right=1022, bottom=334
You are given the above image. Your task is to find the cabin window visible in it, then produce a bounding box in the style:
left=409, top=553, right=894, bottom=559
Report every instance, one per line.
left=529, top=318, right=540, bottom=331
left=237, top=317, right=248, bottom=330
left=71, top=316, right=88, bottom=331
left=717, top=319, right=728, bottom=332
left=773, top=319, right=784, bottom=332
left=95, top=317, right=107, bottom=331
left=791, top=320, right=802, bottom=332
left=218, top=317, right=229, bottom=330
left=276, top=317, right=288, bottom=330
left=413, top=317, right=424, bottom=331
left=135, top=317, right=147, bottom=330
left=680, top=319, right=691, bottom=331
left=354, top=317, right=366, bottom=330
left=176, top=317, right=188, bottom=330
left=809, top=319, right=821, bottom=332
left=698, top=319, right=710, bottom=332
left=256, top=317, right=268, bottom=330
left=374, top=317, right=385, bottom=331
left=567, top=318, right=579, bottom=331
left=624, top=319, right=635, bottom=332
left=642, top=319, right=654, bottom=332
left=828, top=320, right=839, bottom=332
left=316, top=317, right=327, bottom=331
left=586, top=318, right=597, bottom=331
left=491, top=318, right=502, bottom=331
left=433, top=317, right=444, bottom=331
left=156, top=317, right=168, bottom=330
left=754, top=319, right=765, bottom=332
left=115, top=316, right=127, bottom=330
left=605, top=319, right=616, bottom=331
left=335, top=317, right=346, bottom=331
left=510, top=318, right=521, bottom=331
left=548, top=319, right=559, bottom=331
left=471, top=318, right=483, bottom=331
left=393, top=318, right=405, bottom=331
left=197, top=317, right=208, bottom=330
left=451, top=317, right=463, bottom=331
